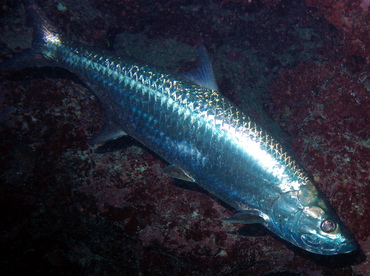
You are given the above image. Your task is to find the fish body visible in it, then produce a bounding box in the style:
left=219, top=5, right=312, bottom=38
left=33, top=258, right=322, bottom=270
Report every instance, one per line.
left=1, top=1, right=358, bottom=255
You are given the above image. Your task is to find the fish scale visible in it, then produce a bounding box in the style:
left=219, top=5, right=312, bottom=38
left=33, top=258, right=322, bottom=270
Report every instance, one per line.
left=0, top=0, right=358, bottom=255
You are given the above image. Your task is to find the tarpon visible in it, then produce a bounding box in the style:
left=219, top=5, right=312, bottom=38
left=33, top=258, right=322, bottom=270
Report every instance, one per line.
left=0, top=0, right=358, bottom=255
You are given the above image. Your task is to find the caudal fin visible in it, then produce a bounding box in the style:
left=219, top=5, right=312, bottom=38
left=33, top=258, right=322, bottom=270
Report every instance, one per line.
left=25, top=0, right=61, bottom=48
left=0, top=0, right=60, bottom=71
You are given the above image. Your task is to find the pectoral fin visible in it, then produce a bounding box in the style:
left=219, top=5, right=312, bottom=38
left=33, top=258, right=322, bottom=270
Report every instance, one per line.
left=220, top=210, right=266, bottom=224
left=163, top=165, right=195, bottom=182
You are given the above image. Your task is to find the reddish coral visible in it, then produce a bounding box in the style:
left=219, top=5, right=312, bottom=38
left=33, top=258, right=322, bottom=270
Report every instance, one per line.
left=306, top=0, right=370, bottom=62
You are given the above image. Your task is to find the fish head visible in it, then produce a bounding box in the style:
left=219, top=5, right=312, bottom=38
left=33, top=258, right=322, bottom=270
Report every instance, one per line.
left=290, top=205, right=358, bottom=255
left=269, top=184, right=358, bottom=255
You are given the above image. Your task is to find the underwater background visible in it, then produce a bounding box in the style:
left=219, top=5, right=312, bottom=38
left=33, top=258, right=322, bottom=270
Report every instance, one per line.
left=0, top=0, right=369, bottom=275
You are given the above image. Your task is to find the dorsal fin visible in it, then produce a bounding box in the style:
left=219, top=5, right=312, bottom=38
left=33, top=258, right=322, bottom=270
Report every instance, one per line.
left=182, top=45, right=219, bottom=91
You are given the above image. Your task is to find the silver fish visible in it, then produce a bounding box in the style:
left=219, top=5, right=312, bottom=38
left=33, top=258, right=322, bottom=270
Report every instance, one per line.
left=1, top=1, right=358, bottom=255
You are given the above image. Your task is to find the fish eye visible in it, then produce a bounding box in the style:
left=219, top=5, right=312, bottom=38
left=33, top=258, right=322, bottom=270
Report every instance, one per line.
left=320, top=219, right=336, bottom=233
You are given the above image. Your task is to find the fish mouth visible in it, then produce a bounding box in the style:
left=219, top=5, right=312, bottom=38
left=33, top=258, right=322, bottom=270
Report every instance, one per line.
left=299, top=233, right=358, bottom=255
left=335, top=239, right=358, bottom=254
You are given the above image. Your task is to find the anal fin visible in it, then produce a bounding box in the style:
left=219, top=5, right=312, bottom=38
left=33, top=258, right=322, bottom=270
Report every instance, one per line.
left=83, top=81, right=128, bottom=145
left=88, top=117, right=127, bottom=145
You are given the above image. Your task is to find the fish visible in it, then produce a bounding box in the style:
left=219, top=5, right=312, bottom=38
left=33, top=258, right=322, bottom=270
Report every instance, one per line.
left=0, top=0, right=358, bottom=255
